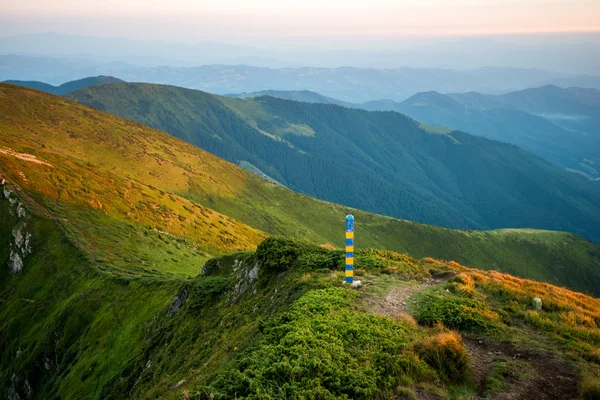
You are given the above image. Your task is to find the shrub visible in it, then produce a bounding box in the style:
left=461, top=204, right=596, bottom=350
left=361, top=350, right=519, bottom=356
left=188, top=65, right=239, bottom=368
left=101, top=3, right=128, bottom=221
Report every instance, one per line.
left=414, top=332, right=470, bottom=382
left=416, top=296, right=500, bottom=333
left=195, top=288, right=430, bottom=399
left=395, top=313, right=418, bottom=327
left=189, top=276, right=232, bottom=310
left=298, top=250, right=344, bottom=271
left=255, top=236, right=314, bottom=272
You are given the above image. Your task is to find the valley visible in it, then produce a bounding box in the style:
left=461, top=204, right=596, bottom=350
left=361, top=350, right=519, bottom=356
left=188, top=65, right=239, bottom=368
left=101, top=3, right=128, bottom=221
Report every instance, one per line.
left=66, top=82, right=600, bottom=245
left=1, top=83, right=600, bottom=400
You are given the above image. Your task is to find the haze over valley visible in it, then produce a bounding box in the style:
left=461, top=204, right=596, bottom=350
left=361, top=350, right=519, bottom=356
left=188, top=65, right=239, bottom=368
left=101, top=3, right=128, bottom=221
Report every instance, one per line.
left=2, top=1, right=600, bottom=399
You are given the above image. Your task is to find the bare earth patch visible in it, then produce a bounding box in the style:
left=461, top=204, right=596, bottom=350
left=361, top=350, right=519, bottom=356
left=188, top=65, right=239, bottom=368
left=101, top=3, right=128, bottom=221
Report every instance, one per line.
left=0, top=147, right=53, bottom=167
left=373, top=282, right=579, bottom=400
left=461, top=335, right=578, bottom=400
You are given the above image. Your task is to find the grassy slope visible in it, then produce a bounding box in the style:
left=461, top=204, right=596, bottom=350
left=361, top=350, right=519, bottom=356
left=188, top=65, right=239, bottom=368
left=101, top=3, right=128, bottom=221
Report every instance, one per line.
left=2, top=83, right=600, bottom=294
left=3, top=202, right=599, bottom=398
left=1, top=84, right=599, bottom=399
left=66, top=82, right=600, bottom=245
left=0, top=84, right=266, bottom=278
left=0, top=194, right=180, bottom=399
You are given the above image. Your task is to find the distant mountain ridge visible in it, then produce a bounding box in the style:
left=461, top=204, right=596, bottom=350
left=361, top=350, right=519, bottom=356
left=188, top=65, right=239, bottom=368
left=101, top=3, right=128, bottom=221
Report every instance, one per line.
left=67, top=82, right=600, bottom=244
left=3, top=54, right=600, bottom=101
left=3, top=75, right=123, bottom=95
left=240, top=85, right=600, bottom=181
left=230, top=90, right=357, bottom=108
left=395, top=85, right=600, bottom=181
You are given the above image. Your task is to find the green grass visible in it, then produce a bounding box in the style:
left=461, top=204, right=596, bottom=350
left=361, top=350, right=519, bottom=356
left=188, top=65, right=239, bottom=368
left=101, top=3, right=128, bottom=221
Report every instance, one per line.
left=2, top=185, right=600, bottom=400
left=0, top=197, right=179, bottom=399
left=2, top=83, right=600, bottom=294
left=66, top=82, right=600, bottom=249
left=483, top=358, right=535, bottom=396
left=414, top=292, right=501, bottom=334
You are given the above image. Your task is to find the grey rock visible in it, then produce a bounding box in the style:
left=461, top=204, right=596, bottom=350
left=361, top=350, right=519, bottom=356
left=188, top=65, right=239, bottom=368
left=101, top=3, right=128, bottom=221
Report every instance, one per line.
left=9, top=250, right=23, bottom=274
left=17, top=204, right=26, bottom=218
left=8, top=372, right=33, bottom=400
left=13, top=227, right=24, bottom=249
left=23, top=233, right=32, bottom=255
left=167, top=287, right=189, bottom=317
left=249, top=265, right=259, bottom=281
left=532, top=297, right=542, bottom=311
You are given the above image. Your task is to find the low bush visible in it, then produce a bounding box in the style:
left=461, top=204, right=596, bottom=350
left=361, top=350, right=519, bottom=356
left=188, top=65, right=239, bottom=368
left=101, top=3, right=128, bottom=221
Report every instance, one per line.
left=188, top=276, right=232, bottom=310
left=414, top=332, right=470, bottom=383
left=255, top=236, right=316, bottom=272
left=298, top=249, right=344, bottom=270
left=449, top=273, right=475, bottom=297
left=195, top=288, right=432, bottom=399
left=416, top=296, right=500, bottom=333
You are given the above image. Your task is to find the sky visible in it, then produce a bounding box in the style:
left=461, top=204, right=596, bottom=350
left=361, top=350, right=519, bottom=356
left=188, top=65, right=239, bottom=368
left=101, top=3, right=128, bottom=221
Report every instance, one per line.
left=2, top=0, right=600, bottom=40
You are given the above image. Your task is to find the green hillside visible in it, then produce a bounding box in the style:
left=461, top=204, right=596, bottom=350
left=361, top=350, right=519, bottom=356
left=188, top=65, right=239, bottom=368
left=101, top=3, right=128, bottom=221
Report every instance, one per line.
left=2, top=194, right=600, bottom=398
left=4, top=75, right=123, bottom=95
left=2, top=84, right=600, bottom=399
left=400, top=88, right=600, bottom=181
left=231, top=89, right=356, bottom=108
left=242, top=86, right=600, bottom=181
left=67, top=82, right=600, bottom=244
left=1, top=83, right=599, bottom=292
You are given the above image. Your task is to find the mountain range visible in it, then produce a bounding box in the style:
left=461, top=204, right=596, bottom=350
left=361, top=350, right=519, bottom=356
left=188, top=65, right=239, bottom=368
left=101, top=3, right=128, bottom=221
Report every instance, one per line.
left=2, top=83, right=600, bottom=399
left=2, top=32, right=600, bottom=73
left=6, top=83, right=600, bottom=289
left=3, top=76, right=123, bottom=96
left=2, top=54, right=600, bottom=101
left=65, top=82, right=600, bottom=245
left=233, top=85, right=600, bottom=181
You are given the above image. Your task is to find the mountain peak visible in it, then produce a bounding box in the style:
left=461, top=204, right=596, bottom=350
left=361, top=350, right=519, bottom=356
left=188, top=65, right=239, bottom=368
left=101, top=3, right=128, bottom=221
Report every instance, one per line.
left=402, top=91, right=465, bottom=112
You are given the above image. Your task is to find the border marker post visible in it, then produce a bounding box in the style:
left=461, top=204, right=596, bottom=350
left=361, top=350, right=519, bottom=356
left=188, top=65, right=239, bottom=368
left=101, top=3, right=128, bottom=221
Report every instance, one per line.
left=345, top=214, right=354, bottom=284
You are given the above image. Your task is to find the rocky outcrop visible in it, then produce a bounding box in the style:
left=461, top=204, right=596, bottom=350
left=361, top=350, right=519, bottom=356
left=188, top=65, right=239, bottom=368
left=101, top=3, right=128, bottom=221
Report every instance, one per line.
left=167, top=287, right=189, bottom=317
left=229, top=259, right=260, bottom=303
left=8, top=372, right=33, bottom=400
left=2, top=181, right=33, bottom=275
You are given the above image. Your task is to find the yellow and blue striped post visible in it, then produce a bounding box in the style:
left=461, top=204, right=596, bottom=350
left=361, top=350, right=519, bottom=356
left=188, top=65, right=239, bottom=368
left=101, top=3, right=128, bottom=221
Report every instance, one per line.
left=345, top=214, right=354, bottom=284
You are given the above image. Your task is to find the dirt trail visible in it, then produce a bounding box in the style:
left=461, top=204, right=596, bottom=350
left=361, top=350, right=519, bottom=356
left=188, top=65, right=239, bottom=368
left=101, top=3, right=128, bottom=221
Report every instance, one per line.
left=370, top=278, right=441, bottom=317
left=373, top=281, right=579, bottom=400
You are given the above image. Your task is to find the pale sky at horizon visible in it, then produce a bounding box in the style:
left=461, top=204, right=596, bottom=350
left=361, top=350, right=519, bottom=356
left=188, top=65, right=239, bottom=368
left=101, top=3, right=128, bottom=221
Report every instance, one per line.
left=2, top=0, right=600, bottom=39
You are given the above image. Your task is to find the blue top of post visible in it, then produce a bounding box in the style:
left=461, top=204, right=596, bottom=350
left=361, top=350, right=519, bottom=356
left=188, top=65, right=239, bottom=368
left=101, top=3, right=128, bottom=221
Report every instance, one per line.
left=346, top=214, right=354, bottom=232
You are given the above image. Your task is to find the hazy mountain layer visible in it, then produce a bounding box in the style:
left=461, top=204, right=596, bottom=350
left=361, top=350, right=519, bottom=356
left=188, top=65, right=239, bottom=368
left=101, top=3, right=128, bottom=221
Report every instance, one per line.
left=4, top=75, right=123, bottom=95
left=3, top=54, right=600, bottom=101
